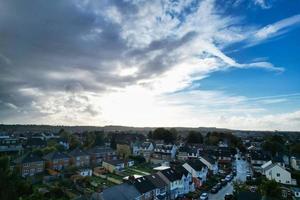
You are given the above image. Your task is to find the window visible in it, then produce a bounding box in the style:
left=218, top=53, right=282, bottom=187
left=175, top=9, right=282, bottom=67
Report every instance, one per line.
left=277, top=173, right=280, bottom=177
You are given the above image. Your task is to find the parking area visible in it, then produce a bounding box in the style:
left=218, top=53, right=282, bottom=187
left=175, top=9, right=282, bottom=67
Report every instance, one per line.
left=208, top=156, right=250, bottom=200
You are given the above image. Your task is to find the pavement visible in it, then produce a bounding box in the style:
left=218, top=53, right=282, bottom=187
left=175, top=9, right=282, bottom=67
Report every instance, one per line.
left=208, top=156, right=250, bottom=200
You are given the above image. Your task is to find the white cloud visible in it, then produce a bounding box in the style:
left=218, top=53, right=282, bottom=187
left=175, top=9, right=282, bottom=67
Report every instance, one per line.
left=1, top=0, right=299, bottom=130
left=251, top=14, right=300, bottom=43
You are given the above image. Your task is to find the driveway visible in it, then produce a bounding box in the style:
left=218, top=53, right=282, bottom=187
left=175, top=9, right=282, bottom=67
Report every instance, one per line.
left=208, top=157, right=249, bottom=200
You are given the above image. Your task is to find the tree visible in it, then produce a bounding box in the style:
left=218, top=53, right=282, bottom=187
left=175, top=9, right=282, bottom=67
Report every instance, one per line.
left=83, top=132, right=96, bottom=148
left=259, top=179, right=282, bottom=200
left=69, top=134, right=80, bottom=150
left=186, top=131, right=203, bottom=144
left=152, top=128, right=177, bottom=143
left=0, top=156, right=33, bottom=200
left=94, top=132, right=105, bottom=146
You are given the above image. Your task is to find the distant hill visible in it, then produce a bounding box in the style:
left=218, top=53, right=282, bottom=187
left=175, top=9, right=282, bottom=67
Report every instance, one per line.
left=0, top=124, right=299, bottom=139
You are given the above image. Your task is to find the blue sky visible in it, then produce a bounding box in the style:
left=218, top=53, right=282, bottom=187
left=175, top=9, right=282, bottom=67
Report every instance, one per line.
left=0, top=0, right=299, bottom=130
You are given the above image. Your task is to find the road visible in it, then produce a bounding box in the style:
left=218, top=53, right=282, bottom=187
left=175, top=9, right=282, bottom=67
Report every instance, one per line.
left=208, top=157, right=250, bottom=200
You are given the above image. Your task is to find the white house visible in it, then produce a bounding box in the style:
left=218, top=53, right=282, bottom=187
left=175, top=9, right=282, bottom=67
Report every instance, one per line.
left=263, top=163, right=296, bottom=185
left=77, top=168, right=92, bottom=177
left=157, top=168, right=184, bottom=199
left=199, top=155, right=218, bottom=175
left=291, top=156, right=300, bottom=171
left=183, top=160, right=208, bottom=188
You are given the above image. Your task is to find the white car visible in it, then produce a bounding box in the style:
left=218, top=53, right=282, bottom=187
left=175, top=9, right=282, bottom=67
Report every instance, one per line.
left=200, top=192, right=208, bottom=200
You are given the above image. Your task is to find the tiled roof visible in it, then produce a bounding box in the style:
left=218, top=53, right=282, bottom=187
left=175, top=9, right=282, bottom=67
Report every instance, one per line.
left=69, top=148, right=89, bottom=157
left=14, top=153, right=44, bottom=164
left=145, top=173, right=168, bottom=188
left=133, top=176, right=156, bottom=193
left=102, top=183, right=140, bottom=200
left=160, top=168, right=182, bottom=182
left=43, top=151, right=70, bottom=161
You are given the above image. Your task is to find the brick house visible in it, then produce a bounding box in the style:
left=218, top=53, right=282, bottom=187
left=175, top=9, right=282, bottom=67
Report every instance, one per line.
left=69, top=148, right=90, bottom=167
left=43, top=151, right=71, bottom=171
left=14, top=153, right=45, bottom=177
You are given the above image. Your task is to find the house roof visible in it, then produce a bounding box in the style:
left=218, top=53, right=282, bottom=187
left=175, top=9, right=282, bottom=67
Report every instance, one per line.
left=173, top=165, right=189, bottom=177
left=26, top=138, right=47, bottom=146
left=69, top=148, right=89, bottom=157
left=43, top=151, right=70, bottom=161
left=200, top=154, right=216, bottom=164
left=160, top=168, right=181, bottom=182
left=14, top=153, right=44, bottom=164
left=141, top=142, right=152, bottom=149
left=133, top=176, right=156, bottom=193
left=87, top=146, right=114, bottom=154
left=145, top=173, right=168, bottom=188
left=187, top=159, right=206, bottom=171
left=103, top=159, right=125, bottom=166
left=261, top=160, right=273, bottom=169
left=102, top=183, right=140, bottom=200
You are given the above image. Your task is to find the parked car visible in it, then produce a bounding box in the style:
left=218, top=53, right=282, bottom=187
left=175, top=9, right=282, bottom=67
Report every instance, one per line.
left=221, top=179, right=227, bottom=186
left=211, top=186, right=218, bottom=194
left=199, top=192, right=208, bottom=200
left=224, top=193, right=234, bottom=200
left=216, top=183, right=222, bottom=190
left=225, top=175, right=231, bottom=182
left=232, top=169, right=237, bottom=176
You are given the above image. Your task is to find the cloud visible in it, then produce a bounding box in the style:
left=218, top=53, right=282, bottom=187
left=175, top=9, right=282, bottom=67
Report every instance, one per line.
left=253, top=0, right=272, bottom=9
left=249, top=14, right=300, bottom=45
left=0, top=0, right=299, bottom=130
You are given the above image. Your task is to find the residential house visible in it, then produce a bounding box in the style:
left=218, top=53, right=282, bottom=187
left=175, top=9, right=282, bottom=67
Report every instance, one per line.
left=0, top=138, right=23, bottom=155
left=43, top=151, right=71, bottom=171
left=262, top=162, right=296, bottom=185
left=102, top=182, right=140, bottom=200
left=248, top=151, right=271, bottom=173
left=25, top=137, right=47, bottom=149
left=199, top=154, right=218, bottom=174
left=139, top=142, right=154, bottom=162
left=183, top=160, right=208, bottom=188
left=102, top=159, right=125, bottom=173
left=77, top=168, right=92, bottom=177
left=173, top=165, right=195, bottom=195
left=291, top=156, right=300, bottom=171
left=215, top=147, right=232, bottom=167
left=14, top=153, right=45, bottom=177
left=87, top=146, right=117, bottom=166
left=151, top=144, right=177, bottom=164
left=157, top=168, right=183, bottom=199
left=145, top=173, right=168, bottom=200
left=69, top=148, right=90, bottom=167
left=133, top=176, right=156, bottom=200
left=177, top=146, right=199, bottom=161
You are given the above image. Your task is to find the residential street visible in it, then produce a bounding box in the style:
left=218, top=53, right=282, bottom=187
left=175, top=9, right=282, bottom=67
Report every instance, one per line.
left=208, top=156, right=250, bottom=200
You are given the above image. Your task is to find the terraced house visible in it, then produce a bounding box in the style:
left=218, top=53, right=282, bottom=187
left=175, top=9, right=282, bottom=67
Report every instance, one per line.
left=69, top=148, right=90, bottom=167
left=43, top=151, right=71, bottom=171
left=13, top=153, right=44, bottom=177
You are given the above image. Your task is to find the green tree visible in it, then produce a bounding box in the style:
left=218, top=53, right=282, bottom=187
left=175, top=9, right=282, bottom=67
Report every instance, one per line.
left=259, top=179, right=282, bottom=200
left=83, top=131, right=96, bottom=148
left=186, top=131, right=203, bottom=144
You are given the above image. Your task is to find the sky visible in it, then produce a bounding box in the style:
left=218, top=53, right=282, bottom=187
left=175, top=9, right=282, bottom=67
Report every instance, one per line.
left=0, top=0, right=300, bottom=131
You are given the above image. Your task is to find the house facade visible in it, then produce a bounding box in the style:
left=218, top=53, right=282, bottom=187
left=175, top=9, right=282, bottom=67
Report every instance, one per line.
left=14, top=153, right=45, bottom=177
left=183, top=160, right=208, bottom=188
left=264, top=163, right=296, bottom=185
left=88, top=146, right=117, bottom=166
left=69, top=148, right=90, bottom=167
left=102, top=159, right=125, bottom=173
left=43, top=151, right=71, bottom=171
left=199, top=155, right=218, bottom=174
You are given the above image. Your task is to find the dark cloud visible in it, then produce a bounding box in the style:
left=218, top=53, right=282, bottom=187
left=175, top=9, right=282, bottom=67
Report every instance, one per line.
left=0, top=0, right=203, bottom=121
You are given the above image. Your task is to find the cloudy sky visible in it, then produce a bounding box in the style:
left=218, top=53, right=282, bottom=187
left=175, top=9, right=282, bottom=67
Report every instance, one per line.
left=0, top=0, right=300, bottom=131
